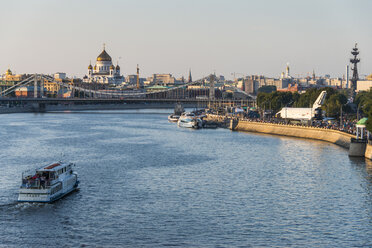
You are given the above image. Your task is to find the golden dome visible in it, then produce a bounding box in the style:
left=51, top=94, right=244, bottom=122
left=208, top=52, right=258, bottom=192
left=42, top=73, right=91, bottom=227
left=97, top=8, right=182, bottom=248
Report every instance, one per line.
left=94, top=65, right=97, bottom=70
left=6, top=68, right=12, bottom=75
left=88, top=64, right=93, bottom=69
left=97, top=49, right=112, bottom=61
left=110, top=65, right=115, bottom=70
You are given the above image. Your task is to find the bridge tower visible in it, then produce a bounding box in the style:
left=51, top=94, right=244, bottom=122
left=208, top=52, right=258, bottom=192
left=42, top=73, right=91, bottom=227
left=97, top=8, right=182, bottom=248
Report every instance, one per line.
left=350, top=43, right=360, bottom=93
left=40, top=78, right=44, bottom=97
left=136, top=64, right=140, bottom=89
left=32, top=74, right=45, bottom=98
left=34, top=74, right=38, bottom=98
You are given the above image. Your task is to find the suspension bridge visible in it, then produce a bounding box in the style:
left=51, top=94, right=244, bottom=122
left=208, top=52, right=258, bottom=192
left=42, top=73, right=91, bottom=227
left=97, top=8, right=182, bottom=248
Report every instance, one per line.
left=0, top=74, right=255, bottom=111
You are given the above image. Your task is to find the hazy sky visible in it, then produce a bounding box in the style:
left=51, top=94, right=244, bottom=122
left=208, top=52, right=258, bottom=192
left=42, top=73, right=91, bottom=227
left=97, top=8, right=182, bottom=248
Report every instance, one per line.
left=1, top=0, right=371, bottom=80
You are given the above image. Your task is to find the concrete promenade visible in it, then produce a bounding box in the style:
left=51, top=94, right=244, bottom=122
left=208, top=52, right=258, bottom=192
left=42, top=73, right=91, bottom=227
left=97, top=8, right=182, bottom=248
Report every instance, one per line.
left=233, top=119, right=354, bottom=148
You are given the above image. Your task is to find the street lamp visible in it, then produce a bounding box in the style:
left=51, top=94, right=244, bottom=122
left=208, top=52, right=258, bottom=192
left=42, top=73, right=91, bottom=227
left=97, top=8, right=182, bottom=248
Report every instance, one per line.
left=357, top=103, right=366, bottom=121
left=340, top=103, right=344, bottom=129
left=260, top=99, right=271, bottom=120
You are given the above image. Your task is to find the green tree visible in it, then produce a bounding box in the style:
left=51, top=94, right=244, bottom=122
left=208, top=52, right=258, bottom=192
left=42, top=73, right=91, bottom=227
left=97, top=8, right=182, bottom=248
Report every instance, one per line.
left=367, top=109, right=372, bottom=132
left=257, top=92, right=270, bottom=109
left=293, top=88, right=327, bottom=107
left=322, top=93, right=347, bottom=117
left=355, top=89, right=372, bottom=118
left=257, top=91, right=294, bottom=113
left=257, top=85, right=276, bottom=93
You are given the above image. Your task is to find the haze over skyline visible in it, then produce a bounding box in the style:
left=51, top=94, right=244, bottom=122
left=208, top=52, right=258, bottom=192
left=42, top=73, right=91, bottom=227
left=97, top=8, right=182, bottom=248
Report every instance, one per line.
left=1, top=0, right=371, bottom=80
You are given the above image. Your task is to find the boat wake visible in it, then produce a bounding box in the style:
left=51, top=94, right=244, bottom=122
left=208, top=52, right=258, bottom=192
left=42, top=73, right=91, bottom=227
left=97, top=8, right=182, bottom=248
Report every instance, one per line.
left=0, top=201, right=46, bottom=213
left=0, top=201, right=18, bottom=208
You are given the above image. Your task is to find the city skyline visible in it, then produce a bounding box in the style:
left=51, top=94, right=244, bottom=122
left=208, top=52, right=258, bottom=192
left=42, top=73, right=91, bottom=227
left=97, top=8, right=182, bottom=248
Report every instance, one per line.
left=1, top=0, right=371, bottom=79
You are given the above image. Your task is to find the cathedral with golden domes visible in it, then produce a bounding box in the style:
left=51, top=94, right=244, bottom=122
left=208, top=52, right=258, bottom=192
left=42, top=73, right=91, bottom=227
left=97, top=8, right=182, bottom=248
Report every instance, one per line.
left=83, top=45, right=124, bottom=85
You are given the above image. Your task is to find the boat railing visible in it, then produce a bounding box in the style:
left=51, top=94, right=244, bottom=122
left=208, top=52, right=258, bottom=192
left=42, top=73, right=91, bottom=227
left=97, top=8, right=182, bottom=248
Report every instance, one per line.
left=21, top=169, right=37, bottom=179
left=21, top=178, right=52, bottom=189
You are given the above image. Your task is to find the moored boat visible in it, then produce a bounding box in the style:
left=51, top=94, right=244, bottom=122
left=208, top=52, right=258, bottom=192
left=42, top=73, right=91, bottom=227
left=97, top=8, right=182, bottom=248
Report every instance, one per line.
left=168, top=114, right=180, bottom=122
left=177, top=112, right=202, bottom=129
left=18, top=162, right=79, bottom=203
left=168, top=103, right=184, bottom=122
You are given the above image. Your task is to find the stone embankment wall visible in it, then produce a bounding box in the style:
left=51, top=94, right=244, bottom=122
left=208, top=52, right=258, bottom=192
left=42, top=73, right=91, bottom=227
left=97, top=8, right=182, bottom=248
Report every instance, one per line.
left=366, top=144, right=372, bottom=160
left=204, top=114, right=230, bottom=128
left=205, top=115, right=355, bottom=149
left=234, top=120, right=354, bottom=148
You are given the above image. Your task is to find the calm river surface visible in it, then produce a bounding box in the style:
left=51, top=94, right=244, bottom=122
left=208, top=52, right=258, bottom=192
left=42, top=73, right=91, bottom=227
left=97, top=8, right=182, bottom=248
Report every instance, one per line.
left=0, top=110, right=371, bottom=247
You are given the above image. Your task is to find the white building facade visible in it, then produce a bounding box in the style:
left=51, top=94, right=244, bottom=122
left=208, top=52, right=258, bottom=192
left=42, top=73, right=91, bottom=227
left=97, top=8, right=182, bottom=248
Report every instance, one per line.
left=84, top=47, right=124, bottom=85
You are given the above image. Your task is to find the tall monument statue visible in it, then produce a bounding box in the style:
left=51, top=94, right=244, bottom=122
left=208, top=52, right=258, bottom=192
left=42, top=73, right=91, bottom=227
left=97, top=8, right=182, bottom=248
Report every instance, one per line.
left=350, top=43, right=360, bottom=94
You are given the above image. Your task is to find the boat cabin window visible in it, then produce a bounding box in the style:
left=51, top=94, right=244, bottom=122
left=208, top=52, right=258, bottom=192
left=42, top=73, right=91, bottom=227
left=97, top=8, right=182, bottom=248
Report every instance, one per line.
left=56, top=167, right=68, bottom=175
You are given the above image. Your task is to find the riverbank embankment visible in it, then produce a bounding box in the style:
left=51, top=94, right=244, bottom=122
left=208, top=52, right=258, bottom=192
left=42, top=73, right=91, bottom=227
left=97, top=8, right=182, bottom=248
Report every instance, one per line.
left=366, top=144, right=372, bottom=160
left=206, top=114, right=372, bottom=160
left=233, top=119, right=354, bottom=148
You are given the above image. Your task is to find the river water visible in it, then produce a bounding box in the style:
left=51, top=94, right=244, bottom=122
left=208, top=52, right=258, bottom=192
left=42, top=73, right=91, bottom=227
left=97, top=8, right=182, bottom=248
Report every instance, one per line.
left=0, top=110, right=371, bottom=247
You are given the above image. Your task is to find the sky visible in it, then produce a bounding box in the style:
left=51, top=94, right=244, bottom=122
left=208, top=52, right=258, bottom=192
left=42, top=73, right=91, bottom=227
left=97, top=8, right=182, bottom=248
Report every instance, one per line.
left=0, top=0, right=371, bottom=80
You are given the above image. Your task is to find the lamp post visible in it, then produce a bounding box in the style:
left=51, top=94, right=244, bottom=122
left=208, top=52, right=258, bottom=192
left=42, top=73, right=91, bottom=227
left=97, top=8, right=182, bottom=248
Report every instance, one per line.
left=340, top=103, right=345, bottom=129
left=262, top=100, right=269, bottom=120
left=357, top=103, right=365, bottom=121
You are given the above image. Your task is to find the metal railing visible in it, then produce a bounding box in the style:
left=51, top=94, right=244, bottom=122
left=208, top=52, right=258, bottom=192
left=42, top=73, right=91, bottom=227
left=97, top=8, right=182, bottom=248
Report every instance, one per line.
left=350, top=138, right=367, bottom=143
left=22, top=178, right=52, bottom=189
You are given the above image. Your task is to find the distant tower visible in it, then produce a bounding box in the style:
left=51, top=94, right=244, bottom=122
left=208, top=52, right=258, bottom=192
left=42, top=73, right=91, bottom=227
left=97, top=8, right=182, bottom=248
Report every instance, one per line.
left=209, top=74, right=215, bottom=100
left=109, top=64, right=115, bottom=76
left=285, top=63, right=290, bottom=78
left=136, top=64, right=140, bottom=89
left=346, top=65, right=350, bottom=89
left=312, top=69, right=315, bottom=80
left=116, top=63, right=120, bottom=76
left=188, top=69, right=192, bottom=83
left=88, top=62, right=93, bottom=77
left=6, top=67, right=12, bottom=76
left=350, top=43, right=360, bottom=93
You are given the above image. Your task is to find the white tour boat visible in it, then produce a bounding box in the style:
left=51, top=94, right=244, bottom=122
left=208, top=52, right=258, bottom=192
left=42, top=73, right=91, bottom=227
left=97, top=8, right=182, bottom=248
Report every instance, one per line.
left=18, top=162, right=79, bottom=203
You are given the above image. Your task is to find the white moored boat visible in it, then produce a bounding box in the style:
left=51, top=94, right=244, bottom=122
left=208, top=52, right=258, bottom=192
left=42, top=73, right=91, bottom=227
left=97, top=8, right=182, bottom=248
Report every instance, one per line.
left=168, top=103, right=184, bottom=122
left=18, top=162, right=79, bottom=203
left=168, top=114, right=180, bottom=122
left=177, top=112, right=202, bottom=129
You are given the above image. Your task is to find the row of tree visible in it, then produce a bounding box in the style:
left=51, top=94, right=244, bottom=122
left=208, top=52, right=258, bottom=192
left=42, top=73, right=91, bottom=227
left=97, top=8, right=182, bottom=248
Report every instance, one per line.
left=257, top=87, right=372, bottom=132
left=257, top=88, right=347, bottom=115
